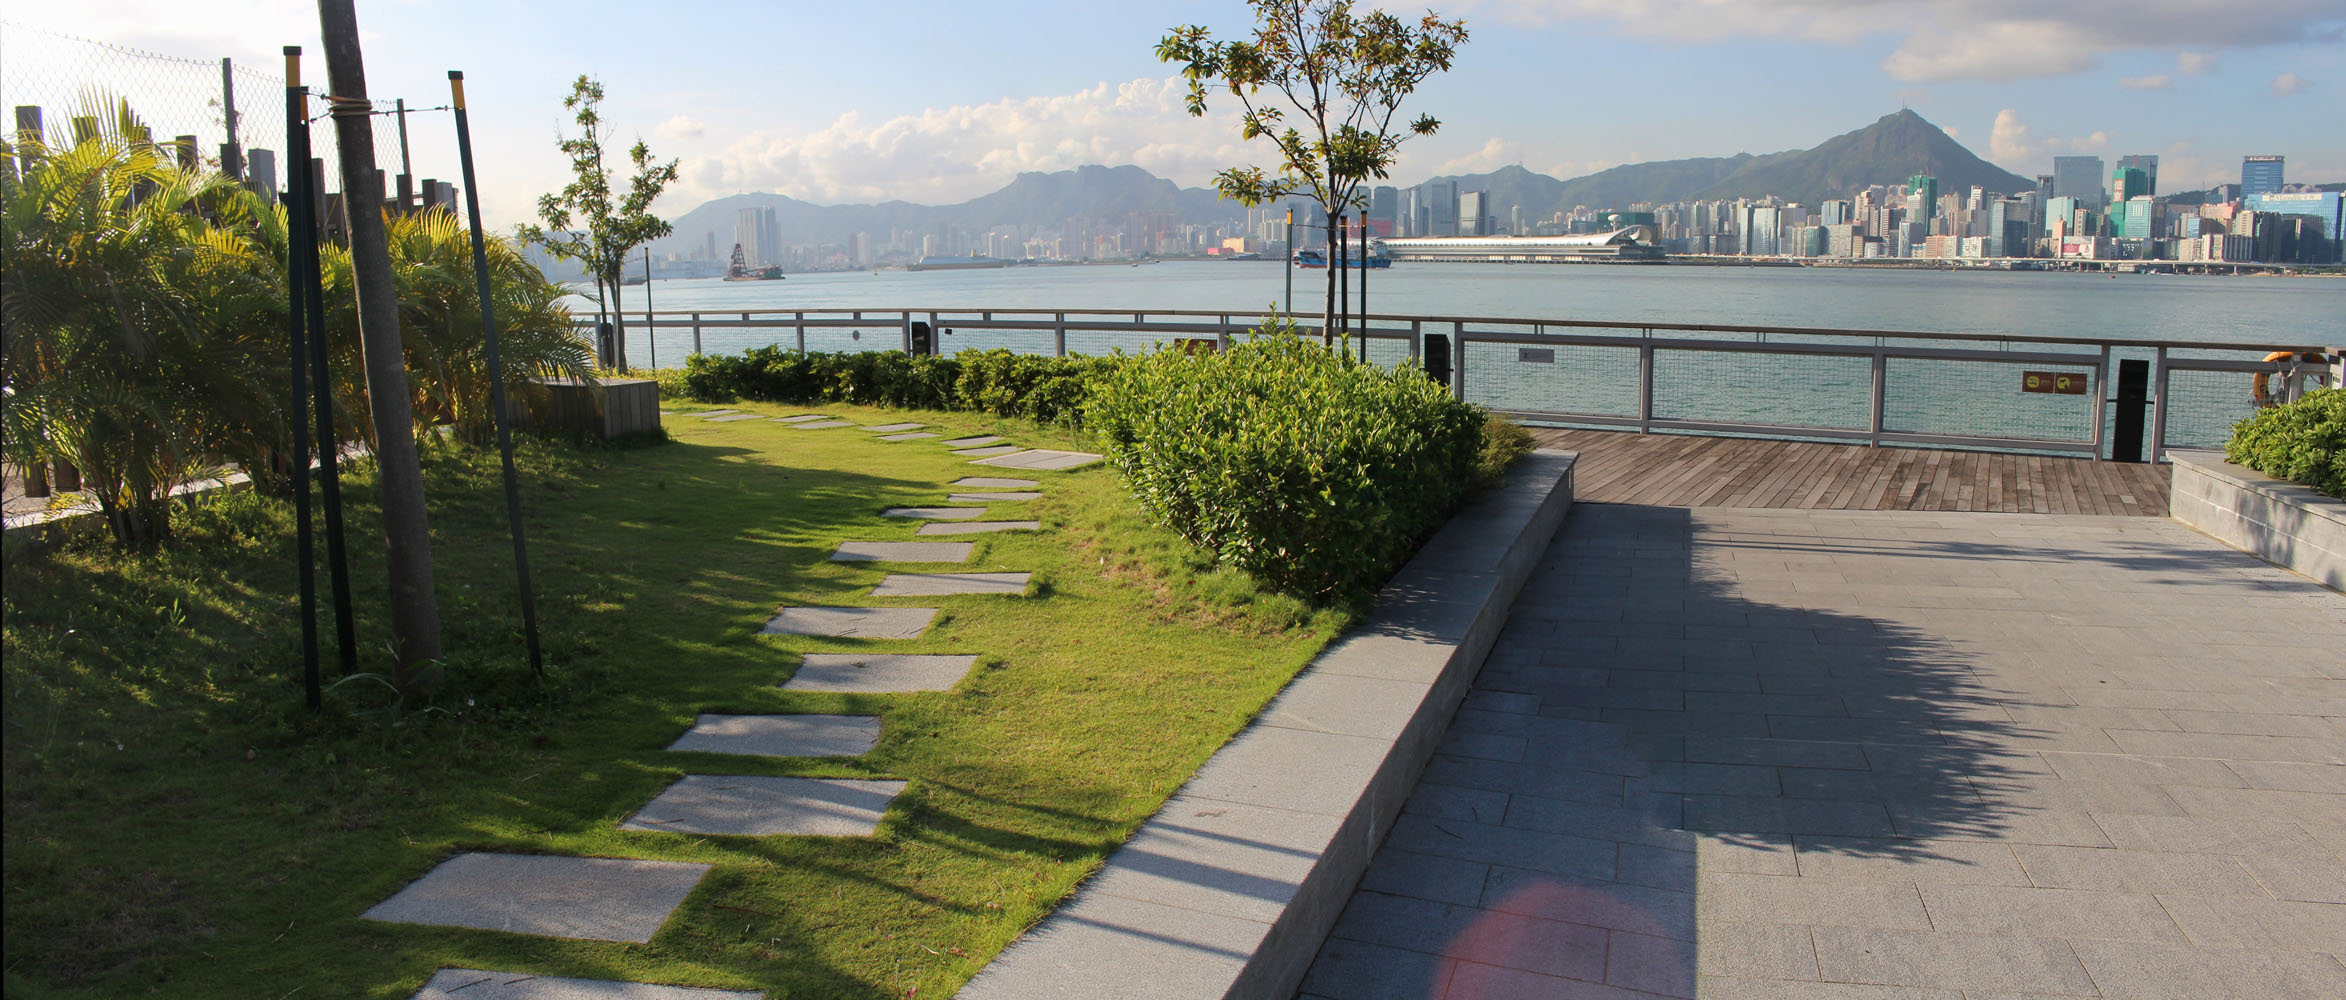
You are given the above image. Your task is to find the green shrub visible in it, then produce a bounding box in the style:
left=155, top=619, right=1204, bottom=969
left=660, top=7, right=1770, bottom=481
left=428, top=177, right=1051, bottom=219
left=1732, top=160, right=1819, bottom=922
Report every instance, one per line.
left=678, top=346, right=1109, bottom=425
left=1086, top=325, right=1488, bottom=599
left=2226, top=388, right=2345, bottom=499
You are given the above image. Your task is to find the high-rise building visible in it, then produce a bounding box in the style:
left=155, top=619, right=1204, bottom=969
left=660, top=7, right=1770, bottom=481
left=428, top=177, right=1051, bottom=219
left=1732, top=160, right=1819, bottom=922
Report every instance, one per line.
left=1819, top=199, right=1853, bottom=226
left=2052, top=156, right=2106, bottom=211
left=1426, top=180, right=1459, bottom=236
left=2116, top=155, right=2159, bottom=196
left=1368, top=185, right=1400, bottom=238
left=2245, top=191, right=2343, bottom=263
left=1458, top=191, right=1489, bottom=237
left=758, top=208, right=781, bottom=269
left=2242, top=155, right=2286, bottom=198
left=1741, top=205, right=1781, bottom=255
left=1907, top=175, right=1939, bottom=220
left=2111, top=166, right=2152, bottom=204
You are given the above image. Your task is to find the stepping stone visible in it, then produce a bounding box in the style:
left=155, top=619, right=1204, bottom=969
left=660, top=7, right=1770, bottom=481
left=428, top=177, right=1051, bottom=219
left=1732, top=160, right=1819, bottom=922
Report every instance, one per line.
left=785, top=653, right=979, bottom=693
left=763, top=606, right=937, bottom=639
left=792, top=420, right=855, bottom=429
left=878, top=432, right=940, bottom=441
left=871, top=572, right=1031, bottom=597
left=882, top=507, right=985, bottom=520
left=622, top=776, right=907, bottom=837
left=412, top=969, right=759, bottom=1000
left=363, top=853, right=708, bottom=943
left=667, top=714, right=880, bottom=758
left=863, top=422, right=925, bottom=432
left=705, top=413, right=762, bottom=423
left=773, top=414, right=828, bottom=423
left=693, top=409, right=739, bottom=418
left=971, top=449, right=1104, bottom=471
left=951, top=477, right=1040, bottom=489
left=947, top=492, right=1042, bottom=502
left=953, top=445, right=1022, bottom=457
left=939, top=435, right=1003, bottom=447
left=832, top=540, right=974, bottom=562
left=917, top=521, right=1043, bottom=536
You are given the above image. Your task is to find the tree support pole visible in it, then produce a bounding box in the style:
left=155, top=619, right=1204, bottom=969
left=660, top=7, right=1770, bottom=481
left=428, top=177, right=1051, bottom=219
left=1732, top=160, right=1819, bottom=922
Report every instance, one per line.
left=288, top=51, right=359, bottom=676
left=318, top=0, right=444, bottom=687
left=283, top=49, right=320, bottom=709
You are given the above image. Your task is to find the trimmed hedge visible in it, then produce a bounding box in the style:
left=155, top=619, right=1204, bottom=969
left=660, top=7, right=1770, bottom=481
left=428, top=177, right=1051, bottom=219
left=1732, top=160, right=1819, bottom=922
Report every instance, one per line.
left=2226, top=387, right=2345, bottom=499
left=1086, top=327, right=1488, bottom=598
left=678, top=347, right=1115, bottom=426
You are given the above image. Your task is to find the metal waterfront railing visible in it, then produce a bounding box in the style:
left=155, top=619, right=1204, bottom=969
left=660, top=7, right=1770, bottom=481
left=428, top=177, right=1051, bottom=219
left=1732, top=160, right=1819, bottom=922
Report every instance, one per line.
left=581, top=308, right=2338, bottom=463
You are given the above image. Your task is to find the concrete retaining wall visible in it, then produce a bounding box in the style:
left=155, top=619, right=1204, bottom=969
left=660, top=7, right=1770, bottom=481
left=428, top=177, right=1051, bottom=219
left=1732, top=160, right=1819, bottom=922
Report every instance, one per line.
left=2169, top=449, right=2344, bottom=593
left=958, top=449, right=1577, bottom=1000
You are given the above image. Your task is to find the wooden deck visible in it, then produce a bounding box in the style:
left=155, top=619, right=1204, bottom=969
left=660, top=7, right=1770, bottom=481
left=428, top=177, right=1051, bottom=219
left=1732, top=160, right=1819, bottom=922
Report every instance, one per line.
left=1529, top=428, right=2172, bottom=516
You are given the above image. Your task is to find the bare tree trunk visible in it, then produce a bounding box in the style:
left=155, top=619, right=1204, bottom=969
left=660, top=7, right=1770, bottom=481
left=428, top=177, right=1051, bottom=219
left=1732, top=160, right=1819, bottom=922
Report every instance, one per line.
left=318, top=0, right=443, bottom=689
left=1322, top=217, right=1337, bottom=347
left=605, top=265, right=630, bottom=370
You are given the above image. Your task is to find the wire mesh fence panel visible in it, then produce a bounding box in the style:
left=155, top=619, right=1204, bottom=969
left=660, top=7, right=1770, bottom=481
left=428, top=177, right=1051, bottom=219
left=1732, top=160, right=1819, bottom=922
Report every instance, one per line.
left=1882, top=357, right=2099, bottom=444
left=2160, top=367, right=2266, bottom=450
left=1, top=21, right=278, bottom=170
left=1652, top=348, right=1871, bottom=430
left=1362, top=334, right=1415, bottom=370
left=1460, top=339, right=1640, bottom=417
left=1064, top=327, right=1178, bottom=357
left=934, top=326, right=1056, bottom=356
left=801, top=324, right=900, bottom=355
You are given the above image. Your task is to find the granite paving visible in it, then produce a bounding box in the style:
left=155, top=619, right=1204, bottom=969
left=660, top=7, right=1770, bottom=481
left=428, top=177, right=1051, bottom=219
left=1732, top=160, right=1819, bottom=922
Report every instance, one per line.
left=790, top=420, right=856, bottom=429
left=665, top=714, right=881, bottom=758
left=621, top=776, right=907, bottom=837
left=863, top=422, right=926, bottom=432
left=953, top=445, right=1023, bottom=457
left=773, top=414, right=826, bottom=423
left=881, top=506, right=985, bottom=520
left=363, top=853, right=709, bottom=943
left=870, top=572, right=1030, bottom=597
left=784, top=653, right=979, bottom=693
left=1301, top=503, right=2346, bottom=1000
left=951, top=477, right=1039, bottom=489
left=690, top=409, right=739, bottom=418
left=939, top=435, right=1003, bottom=447
left=878, top=432, right=941, bottom=441
left=916, top=520, right=1042, bottom=536
left=703, top=413, right=761, bottom=423
left=830, top=540, right=975, bottom=562
left=970, top=448, right=1104, bottom=471
left=947, top=492, right=1042, bottom=502
left=410, top=969, right=760, bottom=999
left=761, top=606, right=936, bottom=639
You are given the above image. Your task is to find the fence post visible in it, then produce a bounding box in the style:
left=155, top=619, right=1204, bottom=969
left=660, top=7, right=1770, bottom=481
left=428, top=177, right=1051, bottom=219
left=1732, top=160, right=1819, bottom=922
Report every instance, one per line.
left=795, top=311, right=806, bottom=354
left=2090, top=345, right=2111, bottom=459
left=1054, top=312, right=1067, bottom=356
left=1869, top=351, right=1887, bottom=447
left=2149, top=348, right=2170, bottom=464
left=691, top=312, right=703, bottom=356
left=219, top=58, right=243, bottom=180
left=1452, top=321, right=1466, bottom=399
left=1410, top=320, right=1421, bottom=363
left=1637, top=333, right=1655, bottom=434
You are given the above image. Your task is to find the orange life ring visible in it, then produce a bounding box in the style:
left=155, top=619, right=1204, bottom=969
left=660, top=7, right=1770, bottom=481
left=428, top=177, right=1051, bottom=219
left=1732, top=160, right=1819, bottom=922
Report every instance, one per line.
left=2253, top=351, right=2324, bottom=406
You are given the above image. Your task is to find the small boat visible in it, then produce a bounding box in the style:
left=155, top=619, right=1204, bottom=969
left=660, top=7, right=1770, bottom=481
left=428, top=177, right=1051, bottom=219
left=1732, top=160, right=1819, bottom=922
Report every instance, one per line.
left=1295, top=248, right=1393, bottom=269
left=723, top=243, right=786, bottom=281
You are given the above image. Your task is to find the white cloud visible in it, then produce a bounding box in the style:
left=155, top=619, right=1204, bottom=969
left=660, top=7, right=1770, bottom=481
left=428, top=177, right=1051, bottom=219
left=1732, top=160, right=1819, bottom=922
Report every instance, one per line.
left=1458, top=0, right=2346, bottom=82
left=1984, top=108, right=2114, bottom=173
left=2119, top=74, right=2173, bottom=89
left=668, top=77, right=1256, bottom=207
left=2271, top=72, right=2308, bottom=95
left=655, top=115, right=704, bottom=142
left=2177, top=51, right=2214, bottom=75
left=1989, top=108, right=2033, bottom=163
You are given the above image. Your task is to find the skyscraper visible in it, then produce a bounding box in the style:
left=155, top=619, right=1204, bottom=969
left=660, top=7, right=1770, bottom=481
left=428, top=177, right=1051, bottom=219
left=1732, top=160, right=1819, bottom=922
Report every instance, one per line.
left=1459, top=191, right=1489, bottom=237
left=1368, top=185, right=1400, bottom=238
left=2116, top=155, right=2159, bottom=196
left=1426, top=180, right=1458, bottom=237
left=2242, top=156, right=2286, bottom=198
left=2052, top=156, right=2106, bottom=211
left=2111, top=166, right=2152, bottom=204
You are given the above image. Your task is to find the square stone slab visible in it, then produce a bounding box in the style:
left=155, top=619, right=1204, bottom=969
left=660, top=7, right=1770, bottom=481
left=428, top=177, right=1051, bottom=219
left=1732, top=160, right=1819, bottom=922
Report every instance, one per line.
left=863, top=422, right=925, bottom=432
left=953, top=445, right=1022, bottom=457
left=621, top=775, right=908, bottom=836
left=773, top=414, right=828, bottom=423
left=786, top=653, right=979, bottom=692
left=792, top=420, right=855, bottom=429
left=948, top=492, right=1042, bottom=502
left=704, top=413, right=762, bottom=423
left=871, top=572, right=1032, bottom=596
left=831, top=540, right=974, bottom=562
left=667, top=714, right=880, bottom=758
left=881, top=507, right=985, bottom=520
left=917, top=521, right=1043, bottom=536
left=971, top=449, right=1104, bottom=471
left=940, top=435, right=1003, bottom=447
left=878, top=432, right=941, bottom=441
left=412, top=968, right=760, bottom=1000
left=692, top=409, right=740, bottom=418
left=951, top=477, right=1040, bottom=489
left=363, top=853, right=708, bottom=943
left=762, top=606, right=937, bottom=639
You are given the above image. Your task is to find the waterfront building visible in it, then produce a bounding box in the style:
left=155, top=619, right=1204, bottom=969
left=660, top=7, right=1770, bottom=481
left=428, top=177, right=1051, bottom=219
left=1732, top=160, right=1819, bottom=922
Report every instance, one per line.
left=1819, top=199, right=1853, bottom=226
left=1958, top=236, right=1991, bottom=258
left=2241, top=155, right=2285, bottom=199
left=2245, top=191, right=2344, bottom=263
left=2112, top=166, right=2152, bottom=203
left=1741, top=205, right=1781, bottom=255
left=1379, top=230, right=1665, bottom=262
left=2116, top=154, right=2159, bottom=196
left=1427, top=180, right=1459, bottom=237
left=1907, top=174, right=1938, bottom=220
left=1920, top=234, right=1959, bottom=259
left=2052, top=156, right=2107, bottom=211
left=1459, top=190, right=1491, bottom=237
left=1368, top=186, right=1399, bottom=238
left=1825, top=224, right=1865, bottom=258
left=2112, top=195, right=2158, bottom=240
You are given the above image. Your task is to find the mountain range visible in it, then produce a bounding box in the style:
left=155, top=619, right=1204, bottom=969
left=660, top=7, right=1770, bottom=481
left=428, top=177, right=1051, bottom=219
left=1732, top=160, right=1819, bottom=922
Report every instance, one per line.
left=645, top=111, right=2042, bottom=257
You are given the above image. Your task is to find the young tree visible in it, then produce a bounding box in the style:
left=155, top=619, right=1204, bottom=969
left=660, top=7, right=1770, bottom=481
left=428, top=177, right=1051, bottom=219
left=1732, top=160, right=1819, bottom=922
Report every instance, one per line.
left=522, top=76, right=677, bottom=371
left=1159, top=0, right=1466, bottom=346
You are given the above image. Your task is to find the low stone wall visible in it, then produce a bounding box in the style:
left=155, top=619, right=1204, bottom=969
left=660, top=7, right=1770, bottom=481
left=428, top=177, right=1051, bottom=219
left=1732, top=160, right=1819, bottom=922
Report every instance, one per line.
left=520, top=377, right=661, bottom=439
left=2168, top=449, right=2343, bottom=593
left=958, top=449, right=1577, bottom=1000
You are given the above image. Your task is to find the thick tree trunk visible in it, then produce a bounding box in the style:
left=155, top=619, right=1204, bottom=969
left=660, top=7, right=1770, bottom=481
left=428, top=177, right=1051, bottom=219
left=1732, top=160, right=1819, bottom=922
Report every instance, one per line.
left=1321, top=218, right=1337, bottom=347
left=605, top=268, right=630, bottom=370
left=318, top=0, right=443, bottom=690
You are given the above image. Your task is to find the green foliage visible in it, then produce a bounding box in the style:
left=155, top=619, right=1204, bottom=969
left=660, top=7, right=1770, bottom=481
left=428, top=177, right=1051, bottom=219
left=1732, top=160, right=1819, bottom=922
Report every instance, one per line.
left=1477, top=413, right=1535, bottom=488
left=680, top=347, right=1115, bottom=426
left=2226, top=388, right=2346, bottom=499
left=1086, top=323, right=1487, bottom=599
left=518, top=75, right=678, bottom=370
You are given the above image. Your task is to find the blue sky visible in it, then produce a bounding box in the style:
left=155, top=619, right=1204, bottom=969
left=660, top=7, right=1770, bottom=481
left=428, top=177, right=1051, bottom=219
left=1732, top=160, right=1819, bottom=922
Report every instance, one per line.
left=8, top=1, right=2343, bottom=227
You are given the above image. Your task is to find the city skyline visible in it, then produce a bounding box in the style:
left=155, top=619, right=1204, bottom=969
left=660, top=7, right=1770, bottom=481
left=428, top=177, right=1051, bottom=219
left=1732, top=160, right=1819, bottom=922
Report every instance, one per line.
left=6, top=1, right=2343, bottom=227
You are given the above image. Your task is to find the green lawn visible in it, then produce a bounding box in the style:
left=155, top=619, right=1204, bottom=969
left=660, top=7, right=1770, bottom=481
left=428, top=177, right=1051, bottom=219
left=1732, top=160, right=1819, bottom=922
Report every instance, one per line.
left=2, top=404, right=1351, bottom=998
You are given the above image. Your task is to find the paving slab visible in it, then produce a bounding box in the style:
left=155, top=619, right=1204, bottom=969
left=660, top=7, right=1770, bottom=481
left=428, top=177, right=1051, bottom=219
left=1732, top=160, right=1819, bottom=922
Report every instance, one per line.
left=916, top=520, right=1042, bottom=536
left=940, top=435, right=1003, bottom=447
left=690, top=409, right=739, bottom=418
left=877, top=432, right=940, bottom=441
left=771, top=414, right=826, bottom=423
left=703, top=413, right=762, bottom=423
left=666, top=714, right=880, bottom=758
left=952, top=445, right=1023, bottom=457
left=951, top=477, right=1040, bottom=489
left=761, top=606, right=936, bottom=639
left=784, top=653, right=978, bottom=693
left=790, top=420, right=856, bottom=429
left=621, top=775, right=907, bottom=837
left=830, top=541, right=975, bottom=562
left=863, top=422, right=925, bottom=432
left=947, top=492, right=1042, bottom=502
left=411, top=969, right=760, bottom=1000
left=881, top=506, right=985, bottom=520
left=970, top=449, right=1104, bottom=471
left=870, top=572, right=1030, bottom=596
left=362, top=853, right=709, bottom=943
